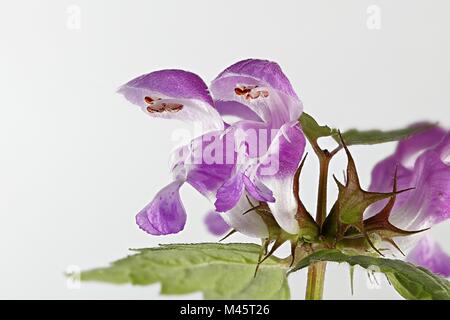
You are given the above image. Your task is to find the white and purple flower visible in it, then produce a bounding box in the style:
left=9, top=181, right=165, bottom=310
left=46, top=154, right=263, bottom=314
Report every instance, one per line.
left=367, top=126, right=450, bottom=276
left=118, top=59, right=306, bottom=237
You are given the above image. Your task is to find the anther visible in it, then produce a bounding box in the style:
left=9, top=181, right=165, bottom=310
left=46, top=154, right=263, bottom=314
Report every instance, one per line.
left=234, top=85, right=269, bottom=100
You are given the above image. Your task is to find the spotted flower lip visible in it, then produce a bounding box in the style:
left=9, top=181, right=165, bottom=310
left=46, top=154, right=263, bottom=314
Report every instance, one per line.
left=135, top=180, right=186, bottom=235
left=119, top=59, right=305, bottom=236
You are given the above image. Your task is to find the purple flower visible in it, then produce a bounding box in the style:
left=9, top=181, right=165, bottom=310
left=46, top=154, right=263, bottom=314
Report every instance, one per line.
left=367, top=126, right=450, bottom=275
left=204, top=211, right=230, bottom=236
left=118, top=59, right=305, bottom=236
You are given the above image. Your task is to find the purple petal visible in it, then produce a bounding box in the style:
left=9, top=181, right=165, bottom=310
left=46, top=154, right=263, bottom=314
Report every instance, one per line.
left=365, top=156, right=416, bottom=217
left=182, top=131, right=236, bottom=201
left=258, top=122, right=306, bottom=234
left=214, top=172, right=245, bottom=212
left=243, top=175, right=275, bottom=202
left=136, top=180, right=186, bottom=235
left=210, top=59, right=302, bottom=128
left=118, top=69, right=224, bottom=133
left=396, top=125, right=446, bottom=163
left=435, top=131, right=450, bottom=163
left=119, top=69, right=213, bottom=106
left=214, top=100, right=263, bottom=124
left=367, top=127, right=447, bottom=217
left=186, top=163, right=235, bottom=200
left=221, top=193, right=269, bottom=238
left=368, top=157, right=414, bottom=195
left=182, top=121, right=272, bottom=205
left=204, top=211, right=230, bottom=236
left=223, top=120, right=274, bottom=157
left=407, top=235, right=450, bottom=277
left=398, top=142, right=450, bottom=229
left=368, top=126, right=445, bottom=193
left=258, top=122, right=306, bottom=179
left=214, top=166, right=276, bottom=212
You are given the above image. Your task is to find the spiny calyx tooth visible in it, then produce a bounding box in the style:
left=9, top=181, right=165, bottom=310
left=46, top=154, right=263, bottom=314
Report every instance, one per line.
left=337, top=133, right=398, bottom=226
left=293, top=154, right=319, bottom=242
left=332, top=132, right=410, bottom=256
left=243, top=197, right=299, bottom=275
left=219, top=229, right=237, bottom=242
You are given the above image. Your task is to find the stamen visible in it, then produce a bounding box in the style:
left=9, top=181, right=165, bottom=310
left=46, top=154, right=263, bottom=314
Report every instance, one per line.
left=144, top=96, right=183, bottom=113
left=146, top=103, right=184, bottom=113
left=247, top=91, right=261, bottom=100
left=146, top=106, right=163, bottom=113
left=166, top=103, right=184, bottom=113
left=234, top=87, right=251, bottom=96
left=234, top=85, right=269, bottom=100
left=144, top=96, right=154, bottom=104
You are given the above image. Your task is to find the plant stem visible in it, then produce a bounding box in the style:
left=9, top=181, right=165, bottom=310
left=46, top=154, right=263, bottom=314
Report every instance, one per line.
left=315, top=154, right=331, bottom=226
left=305, top=262, right=327, bottom=300
left=305, top=150, right=332, bottom=300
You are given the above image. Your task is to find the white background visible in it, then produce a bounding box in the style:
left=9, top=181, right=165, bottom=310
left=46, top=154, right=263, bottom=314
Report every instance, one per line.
left=0, top=0, right=449, bottom=299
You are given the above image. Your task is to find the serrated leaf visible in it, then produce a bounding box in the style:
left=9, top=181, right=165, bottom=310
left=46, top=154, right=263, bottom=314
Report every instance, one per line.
left=81, top=243, right=290, bottom=300
left=335, top=124, right=434, bottom=146
left=290, top=249, right=450, bottom=300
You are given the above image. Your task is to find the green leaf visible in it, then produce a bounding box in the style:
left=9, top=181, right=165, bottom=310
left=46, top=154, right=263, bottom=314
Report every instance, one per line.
left=299, top=112, right=337, bottom=142
left=81, top=243, right=290, bottom=300
left=290, top=249, right=450, bottom=300
left=299, top=112, right=433, bottom=146
left=336, top=124, right=434, bottom=146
